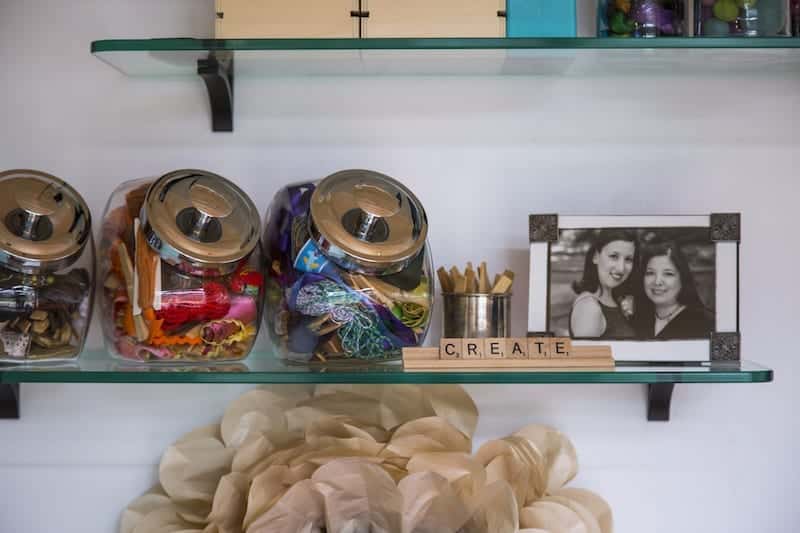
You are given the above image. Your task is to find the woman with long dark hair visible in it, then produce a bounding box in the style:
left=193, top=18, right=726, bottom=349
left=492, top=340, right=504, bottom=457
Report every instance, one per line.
left=570, top=229, right=638, bottom=339
left=636, top=241, right=713, bottom=339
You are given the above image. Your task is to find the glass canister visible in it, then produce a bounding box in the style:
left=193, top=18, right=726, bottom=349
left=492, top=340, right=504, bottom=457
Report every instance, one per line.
left=263, top=169, right=433, bottom=363
left=99, top=170, right=264, bottom=363
left=598, top=0, right=686, bottom=37
left=695, top=0, right=787, bottom=36
left=0, top=170, right=93, bottom=363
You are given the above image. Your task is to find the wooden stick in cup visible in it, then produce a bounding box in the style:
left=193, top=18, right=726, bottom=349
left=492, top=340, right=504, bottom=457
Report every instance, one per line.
left=478, top=262, right=490, bottom=293
left=464, top=263, right=477, bottom=293
left=450, top=266, right=466, bottom=293
left=491, top=270, right=514, bottom=294
left=437, top=267, right=453, bottom=293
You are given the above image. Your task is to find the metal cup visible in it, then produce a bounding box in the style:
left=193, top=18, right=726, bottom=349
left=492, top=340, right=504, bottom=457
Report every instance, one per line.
left=442, top=293, right=511, bottom=338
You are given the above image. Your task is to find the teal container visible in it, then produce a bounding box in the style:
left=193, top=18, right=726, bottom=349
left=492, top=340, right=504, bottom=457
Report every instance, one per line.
left=506, top=0, right=577, bottom=37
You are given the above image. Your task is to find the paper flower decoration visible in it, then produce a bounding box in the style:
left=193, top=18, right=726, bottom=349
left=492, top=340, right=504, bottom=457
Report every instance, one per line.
left=121, top=384, right=612, bottom=533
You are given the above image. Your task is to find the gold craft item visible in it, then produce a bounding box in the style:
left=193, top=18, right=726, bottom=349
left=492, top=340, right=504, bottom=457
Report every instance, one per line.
left=438, top=261, right=514, bottom=296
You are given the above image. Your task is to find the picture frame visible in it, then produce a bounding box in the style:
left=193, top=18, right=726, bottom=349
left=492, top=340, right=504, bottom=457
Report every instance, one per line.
left=528, top=214, right=740, bottom=362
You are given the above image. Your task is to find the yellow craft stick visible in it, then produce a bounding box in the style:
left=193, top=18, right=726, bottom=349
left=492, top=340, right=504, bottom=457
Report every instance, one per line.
left=116, top=241, right=135, bottom=302
left=464, top=262, right=478, bottom=293
left=491, top=273, right=514, bottom=294
left=450, top=266, right=466, bottom=293
left=478, top=261, right=490, bottom=293
left=437, top=267, right=453, bottom=293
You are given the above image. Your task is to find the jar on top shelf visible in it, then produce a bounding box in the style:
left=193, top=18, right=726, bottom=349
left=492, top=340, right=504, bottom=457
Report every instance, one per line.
left=99, top=170, right=264, bottom=363
left=0, top=170, right=94, bottom=363
left=263, top=169, right=433, bottom=363
left=598, top=0, right=687, bottom=37
left=696, top=0, right=788, bottom=36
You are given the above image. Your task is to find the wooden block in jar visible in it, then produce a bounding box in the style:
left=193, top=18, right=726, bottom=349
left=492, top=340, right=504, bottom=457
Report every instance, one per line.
left=215, top=0, right=359, bottom=38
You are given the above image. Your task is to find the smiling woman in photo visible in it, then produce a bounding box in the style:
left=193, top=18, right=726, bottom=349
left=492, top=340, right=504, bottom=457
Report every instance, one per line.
left=636, top=241, right=714, bottom=339
left=569, top=229, right=639, bottom=339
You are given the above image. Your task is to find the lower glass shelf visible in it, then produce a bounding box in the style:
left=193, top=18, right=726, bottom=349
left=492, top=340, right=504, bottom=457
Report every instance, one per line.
left=0, top=351, right=773, bottom=384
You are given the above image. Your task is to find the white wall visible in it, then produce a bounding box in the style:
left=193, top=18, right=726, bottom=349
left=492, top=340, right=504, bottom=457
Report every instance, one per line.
left=1, top=1, right=798, bottom=532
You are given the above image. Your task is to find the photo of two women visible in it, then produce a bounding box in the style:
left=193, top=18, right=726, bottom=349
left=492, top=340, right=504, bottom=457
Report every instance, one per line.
left=549, top=228, right=716, bottom=341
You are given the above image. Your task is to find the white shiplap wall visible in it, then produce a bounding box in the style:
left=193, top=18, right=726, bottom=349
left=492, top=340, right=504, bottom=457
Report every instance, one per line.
left=1, top=1, right=798, bottom=532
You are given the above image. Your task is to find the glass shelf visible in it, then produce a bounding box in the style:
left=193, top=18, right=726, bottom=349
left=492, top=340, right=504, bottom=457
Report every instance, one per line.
left=0, top=351, right=773, bottom=384
left=92, top=37, right=800, bottom=77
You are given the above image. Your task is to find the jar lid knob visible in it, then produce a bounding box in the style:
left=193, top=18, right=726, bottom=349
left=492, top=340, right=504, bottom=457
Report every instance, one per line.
left=351, top=184, right=401, bottom=242
left=182, top=183, right=234, bottom=243
left=13, top=183, right=60, bottom=241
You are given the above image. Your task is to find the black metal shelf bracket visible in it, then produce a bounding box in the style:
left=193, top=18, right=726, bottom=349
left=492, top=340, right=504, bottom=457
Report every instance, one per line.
left=647, top=383, right=675, bottom=421
left=0, top=384, right=20, bottom=419
left=197, top=51, right=234, bottom=132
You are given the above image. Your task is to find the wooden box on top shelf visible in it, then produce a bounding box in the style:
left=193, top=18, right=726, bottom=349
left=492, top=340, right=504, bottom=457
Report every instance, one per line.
left=215, top=0, right=359, bottom=38
left=214, top=0, right=506, bottom=39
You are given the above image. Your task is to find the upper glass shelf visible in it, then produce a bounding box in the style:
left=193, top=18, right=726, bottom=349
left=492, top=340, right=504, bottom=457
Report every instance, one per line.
left=91, top=37, right=800, bottom=77
left=0, top=351, right=773, bottom=384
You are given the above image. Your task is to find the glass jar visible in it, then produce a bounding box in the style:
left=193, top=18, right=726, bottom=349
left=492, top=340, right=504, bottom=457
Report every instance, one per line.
left=263, top=169, right=433, bottom=363
left=598, top=0, right=686, bottom=37
left=0, top=170, right=94, bottom=363
left=99, top=170, right=264, bottom=363
left=695, top=0, right=787, bottom=36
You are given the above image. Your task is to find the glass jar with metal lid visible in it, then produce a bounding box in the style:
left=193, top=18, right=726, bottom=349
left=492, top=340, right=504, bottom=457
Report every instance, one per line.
left=598, top=0, right=687, bottom=37
left=0, top=169, right=94, bottom=363
left=695, top=0, right=788, bottom=36
left=99, top=170, right=264, bottom=363
left=263, top=169, right=433, bottom=363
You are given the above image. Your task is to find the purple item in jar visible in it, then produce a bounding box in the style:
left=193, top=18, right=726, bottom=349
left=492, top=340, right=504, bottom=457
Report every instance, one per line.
left=632, top=1, right=676, bottom=35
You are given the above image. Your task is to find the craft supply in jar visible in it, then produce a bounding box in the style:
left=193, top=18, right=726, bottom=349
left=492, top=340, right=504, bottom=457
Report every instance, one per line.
left=0, top=170, right=93, bottom=363
left=99, top=170, right=264, bottom=363
left=598, top=0, right=686, bottom=37
left=696, top=0, right=788, bottom=36
left=263, top=169, right=433, bottom=363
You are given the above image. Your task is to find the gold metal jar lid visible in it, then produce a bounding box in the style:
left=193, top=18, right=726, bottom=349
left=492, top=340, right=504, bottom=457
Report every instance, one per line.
left=309, top=169, right=428, bottom=275
left=140, top=169, right=260, bottom=275
left=0, top=169, right=91, bottom=274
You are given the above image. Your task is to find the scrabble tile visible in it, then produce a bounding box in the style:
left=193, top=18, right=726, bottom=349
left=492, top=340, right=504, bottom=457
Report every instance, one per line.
left=440, top=338, right=463, bottom=360
left=485, top=338, right=506, bottom=359
left=506, top=338, right=529, bottom=359
left=463, top=339, right=485, bottom=359
left=550, top=337, right=572, bottom=357
left=528, top=337, right=550, bottom=358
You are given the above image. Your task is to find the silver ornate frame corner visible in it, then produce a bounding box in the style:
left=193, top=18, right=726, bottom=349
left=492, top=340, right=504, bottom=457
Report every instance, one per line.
left=710, top=213, right=741, bottom=242
left=710, top=332, right=740, bottom=361
left=529, top=214, right=558, bottom=242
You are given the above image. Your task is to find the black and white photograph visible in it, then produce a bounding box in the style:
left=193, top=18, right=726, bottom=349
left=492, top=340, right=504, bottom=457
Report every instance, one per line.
left=549, top=227, right=716, bottom=341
